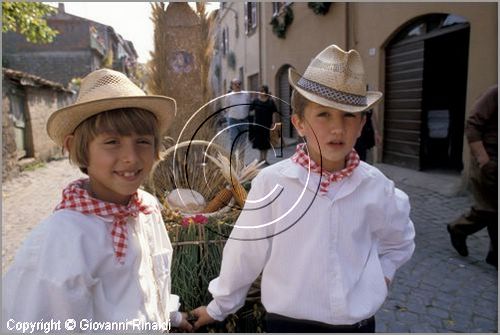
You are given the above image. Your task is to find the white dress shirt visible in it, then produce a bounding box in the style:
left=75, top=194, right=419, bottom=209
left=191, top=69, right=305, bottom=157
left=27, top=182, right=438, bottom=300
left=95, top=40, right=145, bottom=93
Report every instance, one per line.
left=2, top=190, right=180, bottom=332
left=207, top=159, right=415, bottom=325
left=225, top=91, right=251, bottom=120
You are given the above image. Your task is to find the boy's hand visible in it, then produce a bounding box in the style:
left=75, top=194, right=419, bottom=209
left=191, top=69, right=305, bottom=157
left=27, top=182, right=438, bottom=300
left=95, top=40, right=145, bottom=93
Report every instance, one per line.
left=177, top=312, right=193, bottom=332
left=191, top=306, right=216, bottom=330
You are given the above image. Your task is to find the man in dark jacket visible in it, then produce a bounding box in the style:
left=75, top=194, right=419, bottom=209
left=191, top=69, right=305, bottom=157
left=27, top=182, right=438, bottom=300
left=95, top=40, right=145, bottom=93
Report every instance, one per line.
left=447, top=85, right=498, bottom=268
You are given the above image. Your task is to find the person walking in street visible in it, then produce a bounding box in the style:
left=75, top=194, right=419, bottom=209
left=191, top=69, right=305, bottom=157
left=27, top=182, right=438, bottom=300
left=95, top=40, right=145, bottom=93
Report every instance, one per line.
left=225, top=78, right=251, bottom=151
left=191, top=44, right=415, bottom=333
left=249, top=85, right=279, bottom=164
left=354, top=108, right=382, bottom=162
left=447, top=85, right=498, bottom=268
left=2, top=69, right=192, bottom=332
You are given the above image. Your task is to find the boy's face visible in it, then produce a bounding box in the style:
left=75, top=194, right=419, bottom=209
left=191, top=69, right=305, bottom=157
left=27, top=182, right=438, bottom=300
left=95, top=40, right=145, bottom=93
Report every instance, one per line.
left=292, top=100, right=366, bottom=172
left=86, top=132, right=155, bottom=205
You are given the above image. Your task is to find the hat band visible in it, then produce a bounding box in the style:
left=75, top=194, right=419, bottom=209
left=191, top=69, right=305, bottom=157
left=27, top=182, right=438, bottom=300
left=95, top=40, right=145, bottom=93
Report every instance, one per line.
left=297, top=77, right=367, bottom=107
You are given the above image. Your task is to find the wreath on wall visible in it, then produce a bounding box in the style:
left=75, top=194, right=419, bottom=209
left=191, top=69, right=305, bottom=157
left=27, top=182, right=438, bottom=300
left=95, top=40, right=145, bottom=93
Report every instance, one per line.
left=308, top=2, right=332, bottom=15
left=227, top=51, right=237, bottom=70
left=270, top=5, right=294, bottom=39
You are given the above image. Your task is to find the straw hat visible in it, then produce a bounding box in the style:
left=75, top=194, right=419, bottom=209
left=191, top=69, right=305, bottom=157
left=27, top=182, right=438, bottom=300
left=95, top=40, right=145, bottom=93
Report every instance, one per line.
left=47, top=69, right=176, bottom=146
left=289, top=44, right=382, bottom=113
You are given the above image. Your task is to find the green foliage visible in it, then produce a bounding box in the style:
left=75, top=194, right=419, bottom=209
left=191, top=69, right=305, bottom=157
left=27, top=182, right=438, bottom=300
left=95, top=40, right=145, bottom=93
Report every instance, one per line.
left=21, top=161, right=45, bottom=172
left=270, top=5, right=294, bottom=39
left=165, top=209, right=266, bottom=332
left=308, top=2, right=332, bottom=15
left=227, top=51, right=237, bottom=70
left=2, top=2, right=58, bottom=44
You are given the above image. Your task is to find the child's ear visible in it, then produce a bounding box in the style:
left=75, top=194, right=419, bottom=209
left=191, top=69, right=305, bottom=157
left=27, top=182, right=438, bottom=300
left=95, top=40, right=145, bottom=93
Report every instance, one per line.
left=291, top=114, right=305, bottom=137
left=63, top=134, right=74, bottom=153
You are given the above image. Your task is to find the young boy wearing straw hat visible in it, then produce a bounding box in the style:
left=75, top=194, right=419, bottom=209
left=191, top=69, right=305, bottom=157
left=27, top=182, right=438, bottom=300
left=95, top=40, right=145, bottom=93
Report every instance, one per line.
left=2, top=69, right=192, bottom=332
left=192, top=45, right=415, bottom=332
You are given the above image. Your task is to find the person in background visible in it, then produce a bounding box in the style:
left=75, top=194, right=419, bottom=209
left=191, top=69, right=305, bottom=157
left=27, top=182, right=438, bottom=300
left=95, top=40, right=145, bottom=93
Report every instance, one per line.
left=354, top=108, right=382, bottom=162
left=249, top=85, right=279, bottom=164
left=225, top=78, right=251, bottom=151
left=447, top=85, right=497, bottom=268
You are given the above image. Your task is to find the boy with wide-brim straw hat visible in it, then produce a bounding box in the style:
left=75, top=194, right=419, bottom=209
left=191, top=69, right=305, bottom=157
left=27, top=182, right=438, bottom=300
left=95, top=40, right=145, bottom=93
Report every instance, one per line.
left=192, top=44, right=415, bottom=332
left=3, top=69, right=193, bottom=332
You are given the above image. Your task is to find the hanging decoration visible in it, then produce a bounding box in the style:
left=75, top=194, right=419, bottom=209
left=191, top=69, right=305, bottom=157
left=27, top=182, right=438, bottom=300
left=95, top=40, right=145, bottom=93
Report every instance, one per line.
left=308, top=2, right=332, bottom=15
left=270, top=5, right=294, bottom=39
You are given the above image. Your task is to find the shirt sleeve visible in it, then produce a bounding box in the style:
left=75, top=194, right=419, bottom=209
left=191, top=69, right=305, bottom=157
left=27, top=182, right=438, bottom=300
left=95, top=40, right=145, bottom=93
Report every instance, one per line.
left=206, top=173, right=273, bottom=321
left=373, top=182, right=415, bottom=281
left=465, top=86, right=497, bottom=143
left=2, top=220, right=94, bottom=327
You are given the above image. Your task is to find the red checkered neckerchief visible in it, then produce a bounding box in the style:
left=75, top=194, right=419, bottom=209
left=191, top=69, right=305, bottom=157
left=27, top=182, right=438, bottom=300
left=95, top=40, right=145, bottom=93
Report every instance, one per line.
left=55, top=178, right=153, bottom=264
left=291, top=143, right=360, bottom=194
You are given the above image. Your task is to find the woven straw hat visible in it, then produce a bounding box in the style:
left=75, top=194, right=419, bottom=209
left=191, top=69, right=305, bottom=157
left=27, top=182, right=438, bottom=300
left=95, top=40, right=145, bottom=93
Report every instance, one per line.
left=47, top=69, right=176, bottom=146
left=289, top=44, right=382, bottom=113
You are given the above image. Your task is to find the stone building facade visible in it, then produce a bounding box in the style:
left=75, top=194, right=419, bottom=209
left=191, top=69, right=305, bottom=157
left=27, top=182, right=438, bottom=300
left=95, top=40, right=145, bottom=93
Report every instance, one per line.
left=2, top=3, right=138, bottom=87
left=215, top=2, right=497, bottom=180
left=2, top=69, right=75, bottom=181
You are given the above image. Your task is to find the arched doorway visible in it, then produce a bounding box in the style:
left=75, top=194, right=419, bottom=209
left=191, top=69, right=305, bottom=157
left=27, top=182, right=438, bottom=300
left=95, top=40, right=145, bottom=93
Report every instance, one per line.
left=276, top=64, right=294, bottom=138
left=383, top=14, right=470, bottom=171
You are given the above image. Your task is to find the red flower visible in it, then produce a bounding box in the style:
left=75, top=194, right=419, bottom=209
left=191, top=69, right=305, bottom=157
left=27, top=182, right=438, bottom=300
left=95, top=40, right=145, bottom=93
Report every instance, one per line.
left=181, top=214, right=208, bottom=227
left=193, top=214, right=208, bottom=224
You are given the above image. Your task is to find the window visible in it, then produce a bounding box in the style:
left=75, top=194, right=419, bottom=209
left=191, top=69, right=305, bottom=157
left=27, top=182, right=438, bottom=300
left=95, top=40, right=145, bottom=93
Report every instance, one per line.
left=245, top=2, right=258, bottom=35
left=391, top=14, right=469, bottom=44
left=221, top=26, right=229, bottom=56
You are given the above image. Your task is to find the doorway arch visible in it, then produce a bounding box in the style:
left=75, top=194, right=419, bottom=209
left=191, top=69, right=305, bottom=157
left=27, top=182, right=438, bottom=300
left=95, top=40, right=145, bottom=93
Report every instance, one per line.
left=383, top=13, right=470, bottom=171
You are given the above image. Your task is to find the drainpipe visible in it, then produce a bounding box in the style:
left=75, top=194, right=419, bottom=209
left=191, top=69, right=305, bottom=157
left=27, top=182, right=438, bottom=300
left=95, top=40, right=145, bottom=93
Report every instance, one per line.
left=258, top=2, right=263, bottom=86
left=345, top=3, right=350, bottom=50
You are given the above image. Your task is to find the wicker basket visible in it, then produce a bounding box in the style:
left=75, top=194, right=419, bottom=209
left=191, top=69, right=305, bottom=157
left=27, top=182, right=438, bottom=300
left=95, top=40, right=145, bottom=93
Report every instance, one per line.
left=150, top=140, right=264, bottom=332
left=149, top=140, right=245, bottom=215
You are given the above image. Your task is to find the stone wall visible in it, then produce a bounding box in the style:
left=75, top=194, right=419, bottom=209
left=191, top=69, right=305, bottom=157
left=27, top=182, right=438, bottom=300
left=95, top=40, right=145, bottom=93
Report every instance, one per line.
left=2, top=74, right=75, bottom=181
left=25, top=87, right=74, bottom=161
left=2, top=94, right=19, bottom=181
left=2, top=18, right=94, bottom=86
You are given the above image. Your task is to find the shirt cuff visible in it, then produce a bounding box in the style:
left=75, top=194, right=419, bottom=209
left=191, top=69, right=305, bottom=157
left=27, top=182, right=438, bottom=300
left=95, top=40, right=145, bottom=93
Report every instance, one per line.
left=380, top=259, right=397, bottom=282
left=206, top=300, right=226, bottom=322
left=169, top=311, right=182, bottom=328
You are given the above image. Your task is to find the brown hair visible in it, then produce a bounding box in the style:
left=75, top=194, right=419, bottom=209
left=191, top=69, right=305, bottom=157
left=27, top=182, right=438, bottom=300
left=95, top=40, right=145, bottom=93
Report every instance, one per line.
left=290, top=89, right=309, bottom=119
left=67, top=108, right=161, bottom=174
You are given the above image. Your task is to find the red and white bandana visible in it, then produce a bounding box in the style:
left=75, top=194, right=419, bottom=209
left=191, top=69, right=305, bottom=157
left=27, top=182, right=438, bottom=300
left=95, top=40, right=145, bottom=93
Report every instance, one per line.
left=291, top=143, right=360, bottom=194
left=55, top=178, right=153, bottom=264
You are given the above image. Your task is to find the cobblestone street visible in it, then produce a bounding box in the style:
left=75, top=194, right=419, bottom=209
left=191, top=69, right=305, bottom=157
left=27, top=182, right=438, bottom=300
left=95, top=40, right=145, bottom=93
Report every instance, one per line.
left=2, top=144, right=498, bottom=332
left=375, top=176, right=497, bottom=332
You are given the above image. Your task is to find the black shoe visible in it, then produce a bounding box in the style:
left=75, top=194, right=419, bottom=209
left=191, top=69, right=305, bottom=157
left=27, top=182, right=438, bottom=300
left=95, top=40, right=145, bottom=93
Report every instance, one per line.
left=447, top=224, right=468, bottom=257
left=485, top=252, right=497, bottom=269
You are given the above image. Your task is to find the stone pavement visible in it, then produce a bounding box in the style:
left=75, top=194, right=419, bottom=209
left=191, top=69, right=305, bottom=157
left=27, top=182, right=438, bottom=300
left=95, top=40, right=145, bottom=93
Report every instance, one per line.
left=374, top=166, right=497, bottom=333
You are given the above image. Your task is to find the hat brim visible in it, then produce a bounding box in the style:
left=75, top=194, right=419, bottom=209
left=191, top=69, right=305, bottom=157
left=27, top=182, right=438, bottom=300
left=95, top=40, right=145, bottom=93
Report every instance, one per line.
left=288, top=68, right=382, bottom=113
left=47, top=95, right=176, bottom=146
